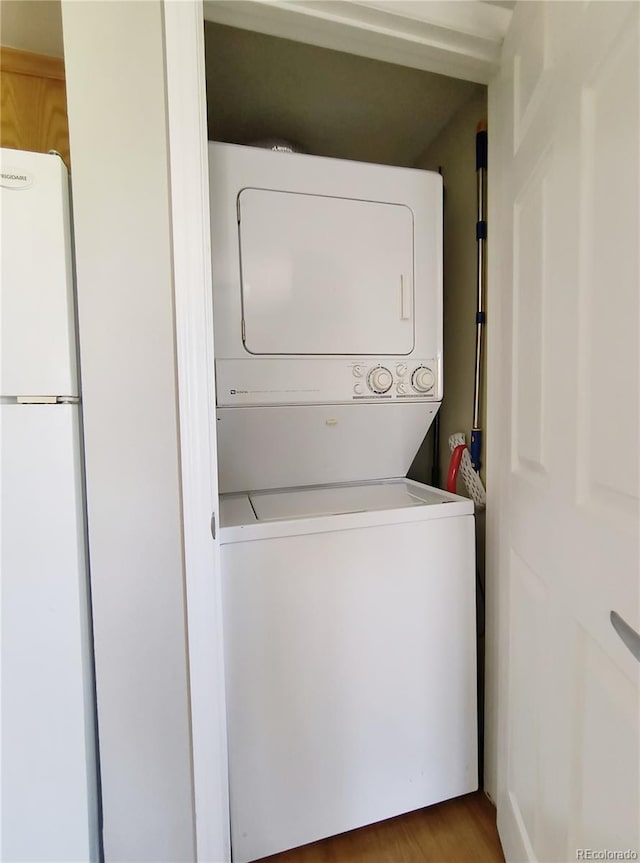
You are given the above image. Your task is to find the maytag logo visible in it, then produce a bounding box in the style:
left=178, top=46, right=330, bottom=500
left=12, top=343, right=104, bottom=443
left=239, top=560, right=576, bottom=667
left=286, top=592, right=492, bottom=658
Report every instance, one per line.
left=1, top=171, right=33, bottom=190
left=230, top=389, right=248, bottom=395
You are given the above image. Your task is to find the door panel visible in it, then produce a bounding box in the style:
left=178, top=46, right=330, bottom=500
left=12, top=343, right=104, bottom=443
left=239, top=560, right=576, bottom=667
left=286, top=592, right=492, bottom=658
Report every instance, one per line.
left=489, top=3, right=639, bottom=861
left=576, top=21, right=639, bottom=522
left=239, top=188, right=415, bottom=355
left=512, top=149, right=551, bottom=478
left=572, top=636, right=640, bottom=853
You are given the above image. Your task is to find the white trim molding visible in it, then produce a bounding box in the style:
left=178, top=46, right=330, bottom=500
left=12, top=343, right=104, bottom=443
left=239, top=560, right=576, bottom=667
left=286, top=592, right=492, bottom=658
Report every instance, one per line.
left=203, top=0, right=511, bottom=84
left=163, top=2, right=231, bottom=860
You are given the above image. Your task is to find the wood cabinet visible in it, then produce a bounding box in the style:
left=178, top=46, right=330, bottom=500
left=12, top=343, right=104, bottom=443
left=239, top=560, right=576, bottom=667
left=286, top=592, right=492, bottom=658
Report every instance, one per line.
left=1, top=47, right=70, bottom=167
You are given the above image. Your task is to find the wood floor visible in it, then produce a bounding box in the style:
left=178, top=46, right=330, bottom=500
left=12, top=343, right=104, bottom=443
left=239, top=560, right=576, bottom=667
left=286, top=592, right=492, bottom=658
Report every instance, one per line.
left=255, top=792, right=505, bottom=863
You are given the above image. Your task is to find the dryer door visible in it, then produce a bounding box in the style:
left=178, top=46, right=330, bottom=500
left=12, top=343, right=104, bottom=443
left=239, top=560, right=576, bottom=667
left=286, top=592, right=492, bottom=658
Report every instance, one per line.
left=238, top=188, right=415, bottom=355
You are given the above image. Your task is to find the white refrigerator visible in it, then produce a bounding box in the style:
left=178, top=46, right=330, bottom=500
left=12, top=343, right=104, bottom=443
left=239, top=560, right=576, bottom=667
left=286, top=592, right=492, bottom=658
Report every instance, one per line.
left=1, top=148, right=100, bottom=861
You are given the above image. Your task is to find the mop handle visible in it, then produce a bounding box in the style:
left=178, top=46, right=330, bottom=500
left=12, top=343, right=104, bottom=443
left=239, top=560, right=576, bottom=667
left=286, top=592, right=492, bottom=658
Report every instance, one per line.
left=472, top=122, right=487, bottom=472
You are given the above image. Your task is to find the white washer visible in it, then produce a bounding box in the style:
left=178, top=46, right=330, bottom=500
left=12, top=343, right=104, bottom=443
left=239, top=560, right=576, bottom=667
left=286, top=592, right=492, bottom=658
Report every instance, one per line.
left=220, top=479, right=478, bottom=863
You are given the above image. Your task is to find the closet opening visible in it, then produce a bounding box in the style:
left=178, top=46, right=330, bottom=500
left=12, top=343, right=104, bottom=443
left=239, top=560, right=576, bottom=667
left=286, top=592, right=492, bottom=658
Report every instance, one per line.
left=203, top=18, right=490, bottom=786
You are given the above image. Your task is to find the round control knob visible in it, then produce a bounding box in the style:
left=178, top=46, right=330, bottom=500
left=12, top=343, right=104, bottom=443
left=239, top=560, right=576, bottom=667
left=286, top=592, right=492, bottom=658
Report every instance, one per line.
left=396, top=363, right=407, bottom=377
left=397, top=382, right=407, bottom=395
left=412, top=366, right=435, bottom=393
left=353, top=383, right=363, bottom=395
left=353, top=365, right=363, bottom=378
left=368, top=366, right=393, bottom=394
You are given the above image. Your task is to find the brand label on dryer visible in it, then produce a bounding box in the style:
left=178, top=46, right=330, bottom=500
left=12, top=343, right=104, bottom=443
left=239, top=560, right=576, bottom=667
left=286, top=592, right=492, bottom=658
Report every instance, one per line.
left=230, top=387, right=321, bottom=395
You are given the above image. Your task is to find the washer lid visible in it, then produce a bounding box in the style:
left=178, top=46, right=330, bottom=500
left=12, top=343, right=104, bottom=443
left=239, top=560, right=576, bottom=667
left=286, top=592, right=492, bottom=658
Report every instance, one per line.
left=249, top=479, right=454, bottom=522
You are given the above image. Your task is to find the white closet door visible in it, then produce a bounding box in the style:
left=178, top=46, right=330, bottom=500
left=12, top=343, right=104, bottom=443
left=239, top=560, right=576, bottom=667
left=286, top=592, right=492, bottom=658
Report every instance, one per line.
left=488, top=2, right=639, bottom=861
left=239, top=189, right=415, bottom=355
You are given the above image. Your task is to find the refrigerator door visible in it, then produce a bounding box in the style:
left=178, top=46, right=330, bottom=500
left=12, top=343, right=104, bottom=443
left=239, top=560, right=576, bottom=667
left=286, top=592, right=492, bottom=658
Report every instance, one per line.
left=1, top=404, right=99, bottom=862
left=0, top=148, right=78, bottom=398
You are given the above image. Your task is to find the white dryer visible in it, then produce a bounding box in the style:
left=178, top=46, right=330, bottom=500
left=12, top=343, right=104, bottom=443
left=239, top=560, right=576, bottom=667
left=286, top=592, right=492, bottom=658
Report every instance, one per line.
left=208, top=143, right=478, bottom=863
left=210, top=142, right=443, bottom=492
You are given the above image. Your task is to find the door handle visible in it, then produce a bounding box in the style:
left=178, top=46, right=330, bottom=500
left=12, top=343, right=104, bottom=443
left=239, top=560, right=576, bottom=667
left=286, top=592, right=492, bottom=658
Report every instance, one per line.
left=610, top=611, right=640, bottom=662
left=400, top=275, right=411, bottom=320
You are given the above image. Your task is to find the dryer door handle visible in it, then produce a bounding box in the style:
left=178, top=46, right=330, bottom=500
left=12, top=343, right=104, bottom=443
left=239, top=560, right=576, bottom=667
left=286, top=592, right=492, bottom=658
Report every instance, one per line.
left=400, top=275, right=412, bottom=320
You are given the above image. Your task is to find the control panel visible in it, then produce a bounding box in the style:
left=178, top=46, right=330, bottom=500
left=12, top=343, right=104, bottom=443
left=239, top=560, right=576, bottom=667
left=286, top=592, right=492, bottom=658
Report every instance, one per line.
left=352, top=361, right=437, bottom=400
left=216, top=358, right=441, bottom=406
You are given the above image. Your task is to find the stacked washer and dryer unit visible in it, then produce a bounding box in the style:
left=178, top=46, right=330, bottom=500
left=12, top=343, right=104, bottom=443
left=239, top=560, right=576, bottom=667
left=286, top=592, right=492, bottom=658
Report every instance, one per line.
left=209, top=142, right=478, bottom=863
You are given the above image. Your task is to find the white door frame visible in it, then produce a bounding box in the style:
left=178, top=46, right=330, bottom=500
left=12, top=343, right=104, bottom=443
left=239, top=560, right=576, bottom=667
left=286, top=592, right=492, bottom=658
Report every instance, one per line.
left=163, top=3, right=230, bottom=861
left=162, top=2, right=506, bottom=858
left=482, top=75, right=507, bottom=809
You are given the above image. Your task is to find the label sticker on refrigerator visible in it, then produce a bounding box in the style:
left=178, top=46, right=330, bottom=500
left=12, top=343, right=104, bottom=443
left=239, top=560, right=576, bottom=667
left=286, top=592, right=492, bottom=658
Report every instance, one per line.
left=1, top=171, right=33, bottom=190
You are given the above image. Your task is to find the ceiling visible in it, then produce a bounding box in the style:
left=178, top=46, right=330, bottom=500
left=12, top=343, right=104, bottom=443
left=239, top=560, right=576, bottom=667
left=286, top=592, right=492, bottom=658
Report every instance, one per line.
left=205, top=21, right=484, bottom=168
